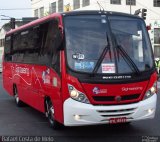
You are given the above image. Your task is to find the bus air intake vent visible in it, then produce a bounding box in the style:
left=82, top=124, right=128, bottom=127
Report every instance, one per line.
left=97, top=108, right=137, bottom=118
left=93, top=94, right=140, bottom=102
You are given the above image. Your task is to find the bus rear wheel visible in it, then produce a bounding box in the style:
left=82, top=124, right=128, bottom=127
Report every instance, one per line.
left=45, top=99, right=61, bottom=129
left=13, top=86, right=23, bottom=107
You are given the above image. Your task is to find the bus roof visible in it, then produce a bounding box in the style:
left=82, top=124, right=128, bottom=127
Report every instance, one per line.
left=62, top=10, right=140, bottom=18
left=6, top=10, right=141, bottom=36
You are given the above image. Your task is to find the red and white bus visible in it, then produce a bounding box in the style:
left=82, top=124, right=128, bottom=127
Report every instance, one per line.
left=3, top=11, right=157, bottom=129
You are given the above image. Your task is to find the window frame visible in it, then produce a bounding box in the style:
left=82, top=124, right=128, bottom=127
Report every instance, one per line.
left=51, top=2, right=56, bottom=13
left=154, top=28, right=160, bottom=44
left=110, top=0, right=121, bottom=5
left=154, top=0, right=160, bottom=7
left=82, top=0, right=90, bottom=7
left=34, top=9, right=38, bottom=17
left=39, top=7, right=44, bottom=18
left=73, top=0, right=80, bottom=9
left=126, top=0, right=136, bottom=5
left=58, top=0, right=63, bottom=12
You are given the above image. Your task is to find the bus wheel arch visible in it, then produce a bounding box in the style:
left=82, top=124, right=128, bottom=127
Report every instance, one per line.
left=44, top=97, right=62, bottom=129
left=13, top=84, right=23, bottom=107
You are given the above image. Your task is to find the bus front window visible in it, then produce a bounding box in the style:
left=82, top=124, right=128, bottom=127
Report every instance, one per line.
left=64, top=15, right=154, bottom=74
left=108, top=16, right=153, bottom=73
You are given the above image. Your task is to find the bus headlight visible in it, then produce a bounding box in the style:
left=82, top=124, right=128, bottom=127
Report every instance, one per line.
left=143, top=82, right=157, bottom=100
left=68, top=84, right=90, bottom=104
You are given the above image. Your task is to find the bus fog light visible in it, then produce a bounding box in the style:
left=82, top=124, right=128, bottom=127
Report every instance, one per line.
left=147, top=109, right=154, bottom=114
left=74, top=115, right=80, bottom=120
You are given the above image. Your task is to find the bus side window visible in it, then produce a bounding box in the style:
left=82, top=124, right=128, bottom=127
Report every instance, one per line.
left=39, top=19, right=62, bottom=74
left=12, top=33, right=22, bottom=62
left=4, top=36, right=12, bottom=62
left=22, top=28, right=40, bottom=63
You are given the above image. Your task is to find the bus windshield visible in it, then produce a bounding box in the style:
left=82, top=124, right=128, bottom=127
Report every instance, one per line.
left=64, top=15, right=154, bottom=74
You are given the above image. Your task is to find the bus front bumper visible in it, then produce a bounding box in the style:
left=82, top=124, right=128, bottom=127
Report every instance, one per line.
left=63, top=94, right=157, bottom=126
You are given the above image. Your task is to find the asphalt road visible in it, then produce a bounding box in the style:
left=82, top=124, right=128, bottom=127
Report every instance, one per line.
left=0, top=74, right=160, bottom=142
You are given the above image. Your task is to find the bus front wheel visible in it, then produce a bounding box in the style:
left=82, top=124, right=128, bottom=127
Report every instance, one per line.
left=45, top=99, right=61, bottom=129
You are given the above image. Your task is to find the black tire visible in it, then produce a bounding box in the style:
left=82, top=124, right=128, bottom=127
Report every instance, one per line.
left=14, top=86, right=24, bottom=107
left=45, top=99, right=62, bottom=130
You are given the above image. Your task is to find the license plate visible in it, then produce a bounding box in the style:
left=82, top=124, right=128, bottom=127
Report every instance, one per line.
left=109, top=117, right=127, bottom=124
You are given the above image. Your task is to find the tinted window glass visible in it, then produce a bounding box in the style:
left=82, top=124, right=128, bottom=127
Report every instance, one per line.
left=4, top=19, right=62, bottom=74
left=64, top=15, right=153, bottom=74
left=4, top=36, right=12, bottom=61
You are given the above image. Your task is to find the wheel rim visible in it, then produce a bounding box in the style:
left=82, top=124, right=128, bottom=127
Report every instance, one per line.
left=49, top=106, right=54, bottom=124
left=46, top=101, right=55, bottom=125
left=15, top=95, right=19, bottom=103
left=14, top=88, right=19, bottom=103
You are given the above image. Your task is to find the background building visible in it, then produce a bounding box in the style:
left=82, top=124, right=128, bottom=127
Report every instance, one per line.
left=30, top=0, right=159, bottom=58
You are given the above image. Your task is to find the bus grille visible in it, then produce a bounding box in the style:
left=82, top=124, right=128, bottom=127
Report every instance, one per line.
left=97, top=108, right=137, bottom=118
left=93, top=94, right=140, bottom=102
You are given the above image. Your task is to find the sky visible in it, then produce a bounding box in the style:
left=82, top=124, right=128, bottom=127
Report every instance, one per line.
left=0, top=0, right=32, bottom=27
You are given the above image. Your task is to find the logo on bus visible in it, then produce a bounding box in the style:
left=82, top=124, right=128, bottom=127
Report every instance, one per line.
left=15, top=66, right=29, bottom=76
left=115, top=96, right=122, bottom=103
left=122, top=87, right=143, bottom=92
left=42, top=68, right=51, bottom=84
left=93, top=87, right=100, bottom=94
left=93, top=87, right=107, bottom=94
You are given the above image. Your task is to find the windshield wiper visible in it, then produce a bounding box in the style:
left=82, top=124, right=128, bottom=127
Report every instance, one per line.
left=116, top=45, right=140, bottom=74
left=92, top=35, right=111, bottom=74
